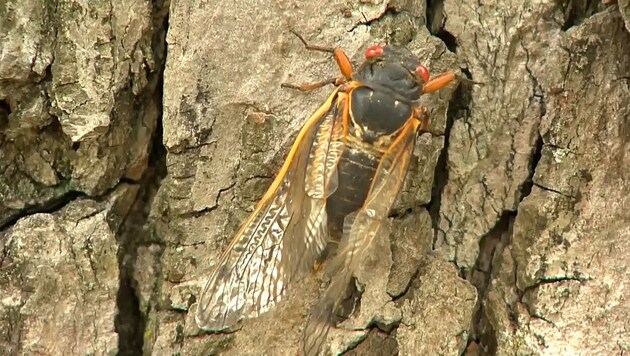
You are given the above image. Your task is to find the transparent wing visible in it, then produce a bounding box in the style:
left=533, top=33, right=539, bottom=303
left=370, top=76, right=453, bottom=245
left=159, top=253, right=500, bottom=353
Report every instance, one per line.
left=302, top=118, right=420, bottom=355
left=196, top=89, right=347, bottom=330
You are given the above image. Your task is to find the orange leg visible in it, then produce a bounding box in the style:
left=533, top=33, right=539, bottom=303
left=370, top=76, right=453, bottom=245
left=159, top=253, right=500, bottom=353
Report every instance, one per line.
left=288, top=29, right=354, bottom=80
left=414, top=106, right=430, bottom=133
left=424, top=71, right=485, bottom=94
left=423, top=71, right=457, bottom=94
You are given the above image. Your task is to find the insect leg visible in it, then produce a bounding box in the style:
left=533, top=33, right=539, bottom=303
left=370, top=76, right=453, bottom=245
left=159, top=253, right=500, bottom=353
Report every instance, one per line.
left=422, top=71, right=457, bottom=94
left=281, top=77, right=345, bottom=92
left=288, top=29, right=354, bottom=80
left=414, top=106, right=430, bottom=133
left=422, top=71, right=483, bottom=95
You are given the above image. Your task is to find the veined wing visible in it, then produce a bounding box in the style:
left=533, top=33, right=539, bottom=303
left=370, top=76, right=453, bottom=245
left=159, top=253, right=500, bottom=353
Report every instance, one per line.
left=302, top=117, right=421, bottom=355
left=196, top=89, right=348, bottom=330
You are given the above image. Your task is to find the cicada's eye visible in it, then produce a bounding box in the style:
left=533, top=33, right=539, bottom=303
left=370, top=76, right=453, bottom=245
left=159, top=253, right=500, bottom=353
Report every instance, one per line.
left=365, top=45, right=384, bottom=59
left=416, top=65, right=430, bottom=82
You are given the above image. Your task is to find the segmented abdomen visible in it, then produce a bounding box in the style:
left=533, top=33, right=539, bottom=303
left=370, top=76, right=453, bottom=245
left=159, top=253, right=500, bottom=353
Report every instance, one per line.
left=325, top=143, right=382, bottom=240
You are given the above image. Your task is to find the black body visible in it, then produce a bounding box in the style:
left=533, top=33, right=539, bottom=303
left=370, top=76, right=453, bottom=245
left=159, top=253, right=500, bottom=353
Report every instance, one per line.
left=325, top=46, right=425, bottom=240
left=326, top=143, right=382, bottom=239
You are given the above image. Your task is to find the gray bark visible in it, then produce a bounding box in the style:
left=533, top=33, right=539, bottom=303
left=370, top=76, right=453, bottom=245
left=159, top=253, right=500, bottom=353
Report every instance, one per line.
left=1, top=0, right=628, bottom=355
left=0, top=0, right=166, bottom=354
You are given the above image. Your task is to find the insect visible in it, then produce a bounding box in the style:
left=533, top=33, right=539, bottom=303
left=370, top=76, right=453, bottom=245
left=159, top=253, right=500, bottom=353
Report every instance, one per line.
left=195, top=32, right=456, bottom=354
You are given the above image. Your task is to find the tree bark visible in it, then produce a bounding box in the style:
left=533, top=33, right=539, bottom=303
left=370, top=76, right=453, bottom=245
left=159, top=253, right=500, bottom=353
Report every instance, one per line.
left=1, top=0, right=628, bottom=355
left=0, top=0, right=166, bottom=354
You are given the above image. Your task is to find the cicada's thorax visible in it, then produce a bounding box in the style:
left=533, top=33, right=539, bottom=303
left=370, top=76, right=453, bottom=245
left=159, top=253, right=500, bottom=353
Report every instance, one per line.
left=326, top=48, right=423, bottom=240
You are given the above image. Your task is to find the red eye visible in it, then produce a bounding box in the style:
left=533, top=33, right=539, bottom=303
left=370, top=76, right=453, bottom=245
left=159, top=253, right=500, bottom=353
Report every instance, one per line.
left=416, top=65, right=430, bottom=82
left=365, top=45, right=384, bottom=59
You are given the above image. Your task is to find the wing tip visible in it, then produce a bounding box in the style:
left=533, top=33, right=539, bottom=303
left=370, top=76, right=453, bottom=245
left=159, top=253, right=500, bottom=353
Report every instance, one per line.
left=302, top=318, right=332, bottom=356
left=195, top=299, right=240, bottom=332
left=195, top=312, right=237, bottom=333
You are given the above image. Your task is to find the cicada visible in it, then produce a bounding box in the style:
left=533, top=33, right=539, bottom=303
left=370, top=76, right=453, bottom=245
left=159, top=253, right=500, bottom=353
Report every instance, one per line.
left=196, top=33, right=455, bottom=355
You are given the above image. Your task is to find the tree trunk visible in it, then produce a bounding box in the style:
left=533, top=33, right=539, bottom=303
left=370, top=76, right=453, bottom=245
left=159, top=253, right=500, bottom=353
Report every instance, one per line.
left=1, top=0, right=628, bottom=355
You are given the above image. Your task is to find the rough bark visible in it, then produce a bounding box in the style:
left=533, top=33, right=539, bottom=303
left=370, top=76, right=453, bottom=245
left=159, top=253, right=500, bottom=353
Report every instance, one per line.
left=619, top=0, right=630, bottom=32
left=0, top=0, right=166, bottom=354
left=1, top=0, right=629, bottom=355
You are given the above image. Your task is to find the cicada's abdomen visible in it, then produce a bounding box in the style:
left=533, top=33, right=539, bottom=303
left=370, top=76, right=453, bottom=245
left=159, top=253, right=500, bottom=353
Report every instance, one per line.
left=325, top=143, right=382, bottom=240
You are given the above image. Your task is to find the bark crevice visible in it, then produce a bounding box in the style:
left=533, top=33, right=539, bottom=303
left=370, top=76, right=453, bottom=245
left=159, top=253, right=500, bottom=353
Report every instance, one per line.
left=115, top=2, right=169, bottom=354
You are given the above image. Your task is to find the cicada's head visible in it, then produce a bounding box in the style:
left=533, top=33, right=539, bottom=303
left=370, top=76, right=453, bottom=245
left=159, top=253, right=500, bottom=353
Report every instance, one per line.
left=352, top=45, right=429, bottom=102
